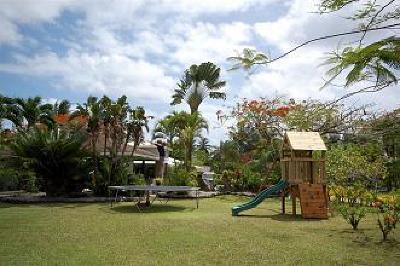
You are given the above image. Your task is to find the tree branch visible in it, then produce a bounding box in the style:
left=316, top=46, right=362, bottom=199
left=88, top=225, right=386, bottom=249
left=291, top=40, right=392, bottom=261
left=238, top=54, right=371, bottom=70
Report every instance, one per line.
left=359, top=0, right=396, bottom=45
left=253, top=23, right=400, bottom=65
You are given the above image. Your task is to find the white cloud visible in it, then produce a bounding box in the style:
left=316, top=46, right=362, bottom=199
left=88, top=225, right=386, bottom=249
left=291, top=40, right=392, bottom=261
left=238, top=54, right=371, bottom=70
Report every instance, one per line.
left=167, top=22, right=255, bottom=66
left=0, top=17, right=22, bottom=45
left=0, top=52, right=175, bottom=102
left=0, top=0, right=75, bottom=45
left=244, top=0, right=400, bottom=108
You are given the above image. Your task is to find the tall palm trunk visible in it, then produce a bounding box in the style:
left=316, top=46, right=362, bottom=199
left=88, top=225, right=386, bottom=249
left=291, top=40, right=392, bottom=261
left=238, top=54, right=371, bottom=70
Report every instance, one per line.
left=91, top=133, right=98, bottom=186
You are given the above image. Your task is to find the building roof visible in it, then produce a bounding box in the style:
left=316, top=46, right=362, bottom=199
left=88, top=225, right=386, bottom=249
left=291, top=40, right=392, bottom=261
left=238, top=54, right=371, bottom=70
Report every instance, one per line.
left=92, top=134, right=160, bottom=160
left=284, top=132, right=327, bottom=151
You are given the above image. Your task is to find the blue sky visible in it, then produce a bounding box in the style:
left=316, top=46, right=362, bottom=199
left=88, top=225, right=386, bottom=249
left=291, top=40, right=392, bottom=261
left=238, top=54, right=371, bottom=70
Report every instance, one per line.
left=0, top=0, right=399, bottom=143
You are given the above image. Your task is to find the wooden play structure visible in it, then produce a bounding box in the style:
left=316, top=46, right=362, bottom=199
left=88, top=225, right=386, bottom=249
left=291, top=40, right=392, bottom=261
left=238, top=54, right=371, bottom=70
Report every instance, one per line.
left=280, top=132, right=328, bottom=219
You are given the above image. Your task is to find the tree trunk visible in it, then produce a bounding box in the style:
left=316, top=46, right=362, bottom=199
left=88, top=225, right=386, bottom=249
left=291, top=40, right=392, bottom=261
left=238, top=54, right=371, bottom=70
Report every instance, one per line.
left=190, top=104, right=199, bottom=115
left=91, top=135, right=98, bottom=187
left=185, top=141, right=192, bottom=172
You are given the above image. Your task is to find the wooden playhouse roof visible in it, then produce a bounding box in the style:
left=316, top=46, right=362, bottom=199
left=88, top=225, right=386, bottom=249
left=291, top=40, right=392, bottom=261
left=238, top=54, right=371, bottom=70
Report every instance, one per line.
left=284, top=132, right=327, bottom=151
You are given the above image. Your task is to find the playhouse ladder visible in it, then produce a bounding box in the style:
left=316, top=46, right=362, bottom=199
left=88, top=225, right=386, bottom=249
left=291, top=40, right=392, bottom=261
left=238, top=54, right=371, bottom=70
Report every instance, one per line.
left=298, top=184, right=328, bottom=219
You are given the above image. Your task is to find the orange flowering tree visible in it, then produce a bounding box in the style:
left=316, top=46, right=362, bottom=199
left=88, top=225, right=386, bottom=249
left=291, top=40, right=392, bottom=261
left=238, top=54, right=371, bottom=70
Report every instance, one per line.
left=214, top=97, right=294, bottom=190
left=222, top=97, right=292, bottom=151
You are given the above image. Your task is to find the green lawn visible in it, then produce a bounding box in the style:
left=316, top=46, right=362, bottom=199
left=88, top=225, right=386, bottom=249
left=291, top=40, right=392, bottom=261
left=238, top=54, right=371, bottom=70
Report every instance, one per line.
left=1, top=196, right=400, bottom=265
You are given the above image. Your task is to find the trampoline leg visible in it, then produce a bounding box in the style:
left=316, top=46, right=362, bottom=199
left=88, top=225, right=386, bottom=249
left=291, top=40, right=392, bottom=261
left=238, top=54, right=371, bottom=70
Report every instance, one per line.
left=112, top=189, right=119, bottom=207
left=109, top=189, right=112, bottom=208
left=134, top=193, right=142, bottom=212
left=196, top=190, right=199, bottom=209
left=151, top=193, right=158, bottom=205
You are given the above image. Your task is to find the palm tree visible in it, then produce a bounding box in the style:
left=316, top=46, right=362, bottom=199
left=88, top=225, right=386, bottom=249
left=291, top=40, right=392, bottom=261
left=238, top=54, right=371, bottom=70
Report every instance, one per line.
left=10, top=97, right=53, bottom=129
left=0, top=95, right=21, bottom=129
left=171, top=62, right=226, bottom=114
left=180, top=112, right=208, bottom=171
left=196, top=137, right=212, bottom=154
left=155, top=111, right=187, bottom=143
left=70, top=96, right=104, bottom=186
left=52, top=99, right=71, bottom=116
left=126, top=106, right=149, bottom=157
left=227, top=48, right=268, bottom=72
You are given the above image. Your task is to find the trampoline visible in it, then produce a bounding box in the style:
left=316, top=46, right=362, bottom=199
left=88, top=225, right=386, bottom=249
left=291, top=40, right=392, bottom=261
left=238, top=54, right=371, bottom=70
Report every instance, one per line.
left=108, top=185, right=200, bottom=210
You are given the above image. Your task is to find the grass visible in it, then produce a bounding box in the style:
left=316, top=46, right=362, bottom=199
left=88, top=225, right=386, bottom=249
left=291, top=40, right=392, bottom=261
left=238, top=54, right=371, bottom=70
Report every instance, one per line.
left=1, top=196, right=400, bottom=265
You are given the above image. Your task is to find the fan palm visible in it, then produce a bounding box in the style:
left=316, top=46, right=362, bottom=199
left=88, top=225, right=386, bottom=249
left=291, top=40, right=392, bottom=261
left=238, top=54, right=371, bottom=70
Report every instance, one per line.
left=227, top=48, right=269, bottom=72
left=171, top=62, right=226, bottom=114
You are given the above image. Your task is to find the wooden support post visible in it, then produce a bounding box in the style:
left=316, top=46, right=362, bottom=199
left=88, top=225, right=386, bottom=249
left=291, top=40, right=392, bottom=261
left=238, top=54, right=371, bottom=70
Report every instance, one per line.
left=292, top=195, right=296, bottom=215
left=281, top=191, right=286, bottom=214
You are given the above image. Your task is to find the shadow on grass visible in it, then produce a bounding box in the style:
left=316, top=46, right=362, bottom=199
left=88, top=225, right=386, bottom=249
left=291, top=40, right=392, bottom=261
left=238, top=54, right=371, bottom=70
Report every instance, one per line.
left=235, top=213, right=308, bottom=221
left=0, top=202, right=95, bottom=208
left=352, top=234, right=400, bottom=250
left=108, top=204, right=192, bottom=214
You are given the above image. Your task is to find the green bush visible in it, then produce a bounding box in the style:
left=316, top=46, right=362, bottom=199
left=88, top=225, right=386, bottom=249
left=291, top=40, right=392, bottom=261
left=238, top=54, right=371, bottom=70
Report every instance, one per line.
left=0, top=168, right=37, bottom=192
left=166, top=167, right=197, bottom=187
left=10, top=130, right=87, bottom=196
left=374, top=196, right=400, bottom=241
left=337, top=205, right=367, bottom=230
left=331, top=184, right=371, bottom=230
left=0, top=168, right=20, bottom=191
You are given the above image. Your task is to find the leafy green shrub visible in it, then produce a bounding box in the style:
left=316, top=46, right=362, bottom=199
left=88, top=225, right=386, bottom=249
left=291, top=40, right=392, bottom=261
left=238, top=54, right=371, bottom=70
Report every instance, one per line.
left=327, top=144, right=386, bottom=186
left=0, top=168, right=20, bottom=191
left=374, top=196, right=400, bottom=241
left=240, top=166, right=262, bottom=192
left=154, top=177, right=163, bottom=185
left=386, top=160, right=400, bottom=190
left=130, top=173, right=145, bottom=185
left=166, top=167, right=197, bottom=187
left=10, top=130, right=87, bottom=196
left=331, top=184, right=371, bottom=230
left=0, top=168, right=37, bottom=192
left=337, top=205, right=367, bottom=230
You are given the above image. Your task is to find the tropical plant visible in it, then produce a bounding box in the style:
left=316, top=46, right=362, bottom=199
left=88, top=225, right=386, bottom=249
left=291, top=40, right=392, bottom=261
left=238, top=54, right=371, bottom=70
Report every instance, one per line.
left=5, top=97, right=54, bottom=129
left=165, top=166, right=197, bottom=187
left=0, top=95, right=20, bottom=129
left=179, top=112, right=208, bottom=171
left=227, top=48, right=268, bottom=72
left=10, top=130, right=87, bottom=196
left=126, top=106, right=149, bottom=157
left=72, top=95, right=149, bottom=195
left=196, top=137, right=212, bottom=154
left=323, top=37, right=400, bottom=91
left=156, top=111, right=208, bottom=170
left=71, top=96, right=103, bottom=186
left=171, top=62, right=226, bottom=114
left=52, top=100, right=71, bottom=116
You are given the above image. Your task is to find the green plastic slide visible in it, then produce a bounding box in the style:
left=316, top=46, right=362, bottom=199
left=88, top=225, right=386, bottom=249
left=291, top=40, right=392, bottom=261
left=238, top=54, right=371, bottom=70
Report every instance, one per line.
left=231, top=179, right=287, bottom=216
